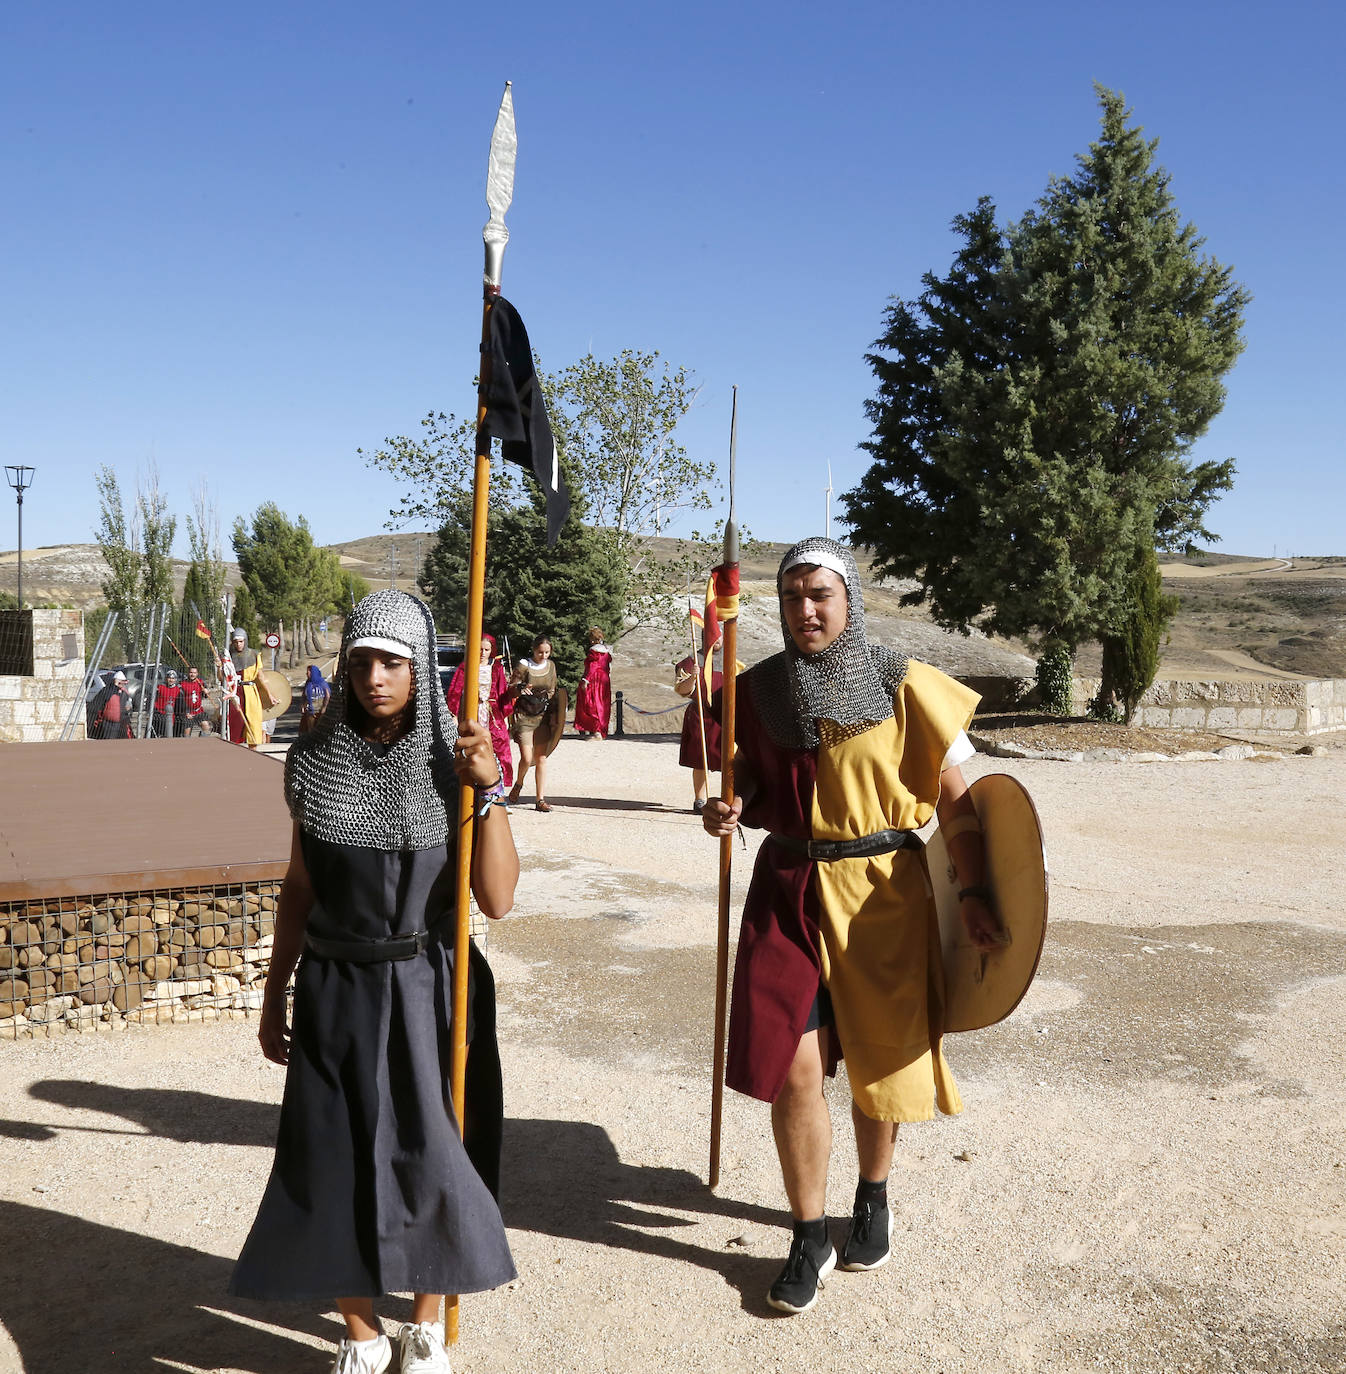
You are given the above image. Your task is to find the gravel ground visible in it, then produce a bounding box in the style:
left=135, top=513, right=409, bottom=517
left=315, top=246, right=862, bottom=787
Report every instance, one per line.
left=2, top=737, right=1345, bottom=1372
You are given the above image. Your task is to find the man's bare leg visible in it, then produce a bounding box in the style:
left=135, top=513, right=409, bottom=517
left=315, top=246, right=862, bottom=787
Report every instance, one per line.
left=767, top=1027, right=838, bottom=1312
left=771, top=1028, right=831, bottom=1219
left=852, top=1098, right=898, bottom=1182
left=840, top=1098, right=897, bottom=1272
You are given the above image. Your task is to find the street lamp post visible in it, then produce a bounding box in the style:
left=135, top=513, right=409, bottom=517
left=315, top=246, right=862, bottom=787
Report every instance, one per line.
left=4, top=466, right=35, bottom=609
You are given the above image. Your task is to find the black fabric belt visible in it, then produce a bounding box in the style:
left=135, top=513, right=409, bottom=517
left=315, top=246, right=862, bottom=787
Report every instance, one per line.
left=768, top=829, right=920, bottom=862
left=305, top=927, right=443, bottom=963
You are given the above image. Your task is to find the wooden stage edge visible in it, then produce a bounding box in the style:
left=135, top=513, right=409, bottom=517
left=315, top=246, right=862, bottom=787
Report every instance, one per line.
left=0, top=738, right=293, bottom=903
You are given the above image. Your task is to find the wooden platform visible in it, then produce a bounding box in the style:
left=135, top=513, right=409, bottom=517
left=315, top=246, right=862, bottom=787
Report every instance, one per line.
left=0, top=739, right=292, bottom=901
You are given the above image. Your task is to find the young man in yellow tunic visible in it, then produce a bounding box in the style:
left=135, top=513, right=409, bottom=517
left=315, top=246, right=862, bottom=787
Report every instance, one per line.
left=703, top=536, right=1002, bottom=1314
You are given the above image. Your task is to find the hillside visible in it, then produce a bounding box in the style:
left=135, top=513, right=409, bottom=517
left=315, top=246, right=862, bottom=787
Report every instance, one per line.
left=5, top=539, right=1345, bottom=699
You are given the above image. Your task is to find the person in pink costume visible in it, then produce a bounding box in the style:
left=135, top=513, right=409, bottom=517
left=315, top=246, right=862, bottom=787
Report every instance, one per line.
left=446, top=632, right=515, bottom=788
left=574, top=626, right=613, bottom=739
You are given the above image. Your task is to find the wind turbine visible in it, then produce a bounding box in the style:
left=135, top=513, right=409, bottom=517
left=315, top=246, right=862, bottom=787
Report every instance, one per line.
left=824, top=462, right=833, bottom=539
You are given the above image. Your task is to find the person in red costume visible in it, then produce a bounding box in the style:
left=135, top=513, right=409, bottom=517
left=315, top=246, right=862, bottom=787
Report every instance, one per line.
left=675, top=652, right=722, bottom=814
left=152, top=670, right=183, bottom=738
left=446, top=633, right=514, bottom=789
left=573, top=626, right=613, bottom=739
left=179, top=666, right=210, bottom=735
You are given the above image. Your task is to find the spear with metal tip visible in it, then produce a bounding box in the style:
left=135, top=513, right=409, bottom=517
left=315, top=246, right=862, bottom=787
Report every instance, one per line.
left=709, top=387, right=741, bottom=1188
left=447, top=80, right=515, bottom=1345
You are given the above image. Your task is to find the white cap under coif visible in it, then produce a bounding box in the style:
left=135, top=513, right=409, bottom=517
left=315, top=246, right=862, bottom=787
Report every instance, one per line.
left=780, top=546, right=849, bottom=581
left=347, top=635, right=415, bottom=659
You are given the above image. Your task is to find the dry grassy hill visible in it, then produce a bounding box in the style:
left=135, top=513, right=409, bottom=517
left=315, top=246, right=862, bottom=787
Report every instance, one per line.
left=5, top=539, right=1345, bottom=702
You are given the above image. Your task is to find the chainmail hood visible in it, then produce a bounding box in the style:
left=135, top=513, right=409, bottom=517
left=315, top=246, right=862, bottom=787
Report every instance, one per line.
left=284, top=590, right=460, bottom=849
left=750, top=536, right=907, bottom=749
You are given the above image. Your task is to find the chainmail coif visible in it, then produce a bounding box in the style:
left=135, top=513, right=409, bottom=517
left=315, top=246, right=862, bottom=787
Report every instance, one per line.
left=750, top=536, right=908, bottom=750
left=284, top=590, right=460, bottom=849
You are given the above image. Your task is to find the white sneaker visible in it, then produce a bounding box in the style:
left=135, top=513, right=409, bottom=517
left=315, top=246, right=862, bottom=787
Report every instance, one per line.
left=332, top=1333, right=392, bottom=1374
left=398, top=1320, right=451, bottom=1373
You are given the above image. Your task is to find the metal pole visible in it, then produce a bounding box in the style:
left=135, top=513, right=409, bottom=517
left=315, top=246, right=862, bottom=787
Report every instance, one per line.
left=62, top=609, right=118, bottom=740
left=615, top=690, right=624, bottom=738
left=151, top=602, right=168, bottom=736
left=4, top=466, right=34, bottom=608
left=135, top=604, right=154, bottom=738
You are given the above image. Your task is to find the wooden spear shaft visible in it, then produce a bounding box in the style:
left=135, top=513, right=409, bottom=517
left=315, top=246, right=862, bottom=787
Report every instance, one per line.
left=709, top=386, right=739, bottom=1190
left=447, top=80, right=516, bottom=1346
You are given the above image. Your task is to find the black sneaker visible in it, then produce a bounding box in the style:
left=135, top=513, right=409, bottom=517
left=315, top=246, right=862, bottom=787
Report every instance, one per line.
left=766, top=1231, right=837, bottom=1314
left=839, top=1195, right=891, bottom=1271
left=692, top=798, right=706, bottom=815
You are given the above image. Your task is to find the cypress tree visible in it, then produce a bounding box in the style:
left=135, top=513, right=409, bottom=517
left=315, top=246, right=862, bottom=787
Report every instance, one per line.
left=1099, top=547, right=1178, bottom=722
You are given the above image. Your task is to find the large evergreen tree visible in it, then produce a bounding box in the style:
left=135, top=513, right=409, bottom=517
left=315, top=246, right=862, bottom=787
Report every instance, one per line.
left=846, top=87, right=1248, bottom=697
left=419, top=487, right=623, bottom=687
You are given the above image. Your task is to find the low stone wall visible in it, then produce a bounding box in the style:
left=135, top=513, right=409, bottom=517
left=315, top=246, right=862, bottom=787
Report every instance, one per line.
left=0, top=608, right=87, bottom=742
left=0, top=880, right=280, bottom=1037
left=1070, top=676, right=1346, bottom=735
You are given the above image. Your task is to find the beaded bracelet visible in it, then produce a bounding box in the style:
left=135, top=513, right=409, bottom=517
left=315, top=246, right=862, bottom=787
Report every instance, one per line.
left=475, top=773, right=507, bottom=818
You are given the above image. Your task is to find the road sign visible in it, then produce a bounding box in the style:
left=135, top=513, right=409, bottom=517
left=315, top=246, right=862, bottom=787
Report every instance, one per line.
left=264, top=633, right=280, bottom=649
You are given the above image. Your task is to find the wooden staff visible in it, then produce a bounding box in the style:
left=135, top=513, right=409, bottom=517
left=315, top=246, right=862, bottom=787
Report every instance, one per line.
left=447, top=81, right=516, bottom=1345
left=709, top=386, right=740, bottom=1189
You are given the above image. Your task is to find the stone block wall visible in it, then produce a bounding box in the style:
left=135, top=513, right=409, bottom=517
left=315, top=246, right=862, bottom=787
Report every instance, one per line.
left=0, top=608, right=87, bottom=742
left=1070, top=676, right=1345, bottom=735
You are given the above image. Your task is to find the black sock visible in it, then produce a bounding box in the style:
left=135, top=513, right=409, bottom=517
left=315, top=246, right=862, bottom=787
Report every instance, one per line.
left=856, top=1176, right=887, bottom=1206
left=792, top=1216, right=829, bottom=1248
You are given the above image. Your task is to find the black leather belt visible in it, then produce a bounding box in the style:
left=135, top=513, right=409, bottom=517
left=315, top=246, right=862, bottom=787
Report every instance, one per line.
left=768, top=829, right=920, bottom=862
left=305, top=928, right=442, bottom=963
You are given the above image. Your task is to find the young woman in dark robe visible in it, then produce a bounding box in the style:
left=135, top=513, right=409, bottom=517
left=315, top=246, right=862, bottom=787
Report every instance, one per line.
left=231, top=590, right=518, bottom=1374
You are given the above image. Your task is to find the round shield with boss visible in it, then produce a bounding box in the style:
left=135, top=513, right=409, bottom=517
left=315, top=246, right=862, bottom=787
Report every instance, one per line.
left=922, top=772, right=1048, bottom=1033
left=260, top=668, right=292, bottom=720
left=532, top=685, right=569, bottom=758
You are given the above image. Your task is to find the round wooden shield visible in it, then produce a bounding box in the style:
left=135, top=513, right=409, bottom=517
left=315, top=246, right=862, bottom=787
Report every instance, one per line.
left=532, top=686, right=568, bottom=757
left=260, top=669, right=293, bottom=720
left=923, top=772, right=1048, bottom=1033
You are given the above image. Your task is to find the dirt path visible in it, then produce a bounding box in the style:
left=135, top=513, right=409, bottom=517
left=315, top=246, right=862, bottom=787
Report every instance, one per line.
left=2, top=740, right=1344, bottom=1372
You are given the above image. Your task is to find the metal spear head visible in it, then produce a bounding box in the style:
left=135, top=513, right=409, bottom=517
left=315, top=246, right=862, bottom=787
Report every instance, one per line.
left=483, top=82, right=517, bottom=291
left=722, top=386, right=739, bottom=564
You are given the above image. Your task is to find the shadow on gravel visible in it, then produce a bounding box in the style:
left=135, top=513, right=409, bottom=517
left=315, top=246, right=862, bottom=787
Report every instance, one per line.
left=10, top=1080, right=280, bottom=1147
left=501, top=1116, right=787, bottom=1314
left=542, top=795, right=675, bottom=813
left=0, top=1200, right=332, bottom=1371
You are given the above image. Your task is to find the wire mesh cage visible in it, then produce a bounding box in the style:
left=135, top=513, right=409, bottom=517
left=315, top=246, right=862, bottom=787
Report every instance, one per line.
left=0, top=879, right=488, bottom=1042
left=0, top=879, right=283, bottom=1040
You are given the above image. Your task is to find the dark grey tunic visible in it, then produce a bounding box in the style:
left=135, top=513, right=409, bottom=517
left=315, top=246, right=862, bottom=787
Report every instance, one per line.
left=230, top=836, right=515, bottom=1301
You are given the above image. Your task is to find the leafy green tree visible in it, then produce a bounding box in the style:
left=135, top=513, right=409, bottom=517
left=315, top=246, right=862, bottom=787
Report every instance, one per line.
left=230, top=582, right=261, bottom=647
left=365, top=350, right=715, bottom=642
left=846, top=87, right=1247, bottom=690
left=93, top=465, right=145, bottom=652
left=138, top=465, right=176, bottom=613
left=183, top=479, right=227, bottom=652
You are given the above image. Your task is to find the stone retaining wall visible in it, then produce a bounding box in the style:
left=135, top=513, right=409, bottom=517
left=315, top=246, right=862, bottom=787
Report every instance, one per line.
left=0, top=608, right=87, bottom=742
left=0, top=880, right=281, bottom=1038
left=1071, top=676, right=1346, bottom=735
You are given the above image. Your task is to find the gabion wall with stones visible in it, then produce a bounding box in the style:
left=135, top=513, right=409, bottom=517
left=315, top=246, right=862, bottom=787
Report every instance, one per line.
left=0, top=881, right=281, bottom=1039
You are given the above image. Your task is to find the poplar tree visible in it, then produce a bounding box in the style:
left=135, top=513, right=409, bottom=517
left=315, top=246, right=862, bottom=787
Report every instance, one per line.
left=847, top=87, right=1248, bottom=701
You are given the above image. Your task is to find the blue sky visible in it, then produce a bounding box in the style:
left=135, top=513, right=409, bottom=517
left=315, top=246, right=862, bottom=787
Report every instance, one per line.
left=2, top=0, right=1342, bottom=566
